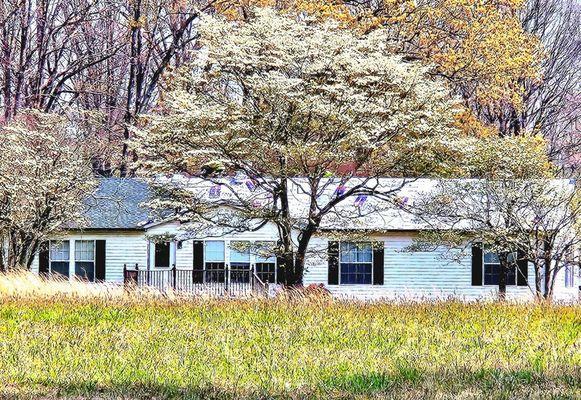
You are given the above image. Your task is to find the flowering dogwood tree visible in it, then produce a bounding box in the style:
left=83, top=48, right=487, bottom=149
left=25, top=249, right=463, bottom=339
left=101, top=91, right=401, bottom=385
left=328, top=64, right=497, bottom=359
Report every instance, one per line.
left=134, top=8, right=470, bottom=284
left=0, top=111, right=95, bottom=271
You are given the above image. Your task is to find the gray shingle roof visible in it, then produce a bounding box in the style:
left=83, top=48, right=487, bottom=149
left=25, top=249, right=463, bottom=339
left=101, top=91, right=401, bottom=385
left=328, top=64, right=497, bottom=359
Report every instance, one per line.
left=82, top=178, right=151, bottom=229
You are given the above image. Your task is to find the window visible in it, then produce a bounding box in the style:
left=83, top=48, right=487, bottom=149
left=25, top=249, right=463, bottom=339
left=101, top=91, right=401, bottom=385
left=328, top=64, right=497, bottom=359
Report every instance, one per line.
left=205, top=241, right=225, bottom=282
left=75, top=240, right=95, bottom=282
left=483, top=249, right=517, bottom=286
left=564, top=264, right=575, bottom=288
left=50, top=241, right=70, bottom=278
left=230, top=241, right=251, bottom=283
left=200, top=240, right=279, bottom=284
left=154, top=242, right=170, bottom=268
left=255, top=242, right=276, bottom=283
left=340, top=242, right=372, bottom=284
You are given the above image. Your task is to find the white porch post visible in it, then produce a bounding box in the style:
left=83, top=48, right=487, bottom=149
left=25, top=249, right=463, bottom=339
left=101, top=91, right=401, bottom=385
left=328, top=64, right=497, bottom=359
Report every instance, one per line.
left=170, top=241, right=177, bottom=267
left=68, top=239, right=75, bottom=281
left=225, top=240, right=230, bottom=284
left=147, top=241, right=154, bottom=269
left=145, top=240, right=149, bottom=269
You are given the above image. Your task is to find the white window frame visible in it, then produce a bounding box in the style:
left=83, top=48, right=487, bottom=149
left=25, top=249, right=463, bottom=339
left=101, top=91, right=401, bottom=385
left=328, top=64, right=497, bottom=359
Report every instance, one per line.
left=74, top=240, right=96, bottom=281
left=482, top=248, right=518, bottom=287
left=49, top=240, right=70, bottom=278
left=204, top=240, right=226, bottom=266
left=338, top=241, right=374, bottom=285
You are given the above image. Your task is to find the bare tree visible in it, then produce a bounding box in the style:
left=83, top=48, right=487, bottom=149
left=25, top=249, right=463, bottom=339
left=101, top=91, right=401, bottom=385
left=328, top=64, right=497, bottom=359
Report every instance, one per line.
left=0, top=0, right=214, bottom=175
left=410, top=179, right=580, bottom=300
left=476, top=0, right=580, bottom=164
left=0, top=0, right=123, bottom=118
left=118, top=0, right=216, bottom=176
left=519, top=0, right=580, bottom=171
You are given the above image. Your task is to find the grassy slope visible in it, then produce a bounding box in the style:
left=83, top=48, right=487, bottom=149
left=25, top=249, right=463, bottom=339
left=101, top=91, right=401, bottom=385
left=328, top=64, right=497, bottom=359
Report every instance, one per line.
left=0, top=295, right=579, bottom=399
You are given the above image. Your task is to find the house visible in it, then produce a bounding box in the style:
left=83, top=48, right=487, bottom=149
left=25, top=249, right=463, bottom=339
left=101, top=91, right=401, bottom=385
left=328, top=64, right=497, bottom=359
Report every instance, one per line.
left=30, top=178, right=579, bottom=301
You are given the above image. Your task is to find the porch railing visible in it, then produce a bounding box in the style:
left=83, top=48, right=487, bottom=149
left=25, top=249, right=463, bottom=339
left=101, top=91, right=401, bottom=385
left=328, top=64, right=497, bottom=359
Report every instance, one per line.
left=123, top=264, right=268, bottom=297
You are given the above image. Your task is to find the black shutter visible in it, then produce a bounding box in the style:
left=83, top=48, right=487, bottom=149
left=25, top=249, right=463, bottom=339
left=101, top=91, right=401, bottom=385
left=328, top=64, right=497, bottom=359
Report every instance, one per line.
left=192, top=241, right=204, bottom=283
left=276, top=256, right=287, bottom=285
left=517, top=250, right=528, bottom=286
left=95, top=240, right=106, bottom=281
left=39, top=241, right=49, bottom=275
left=328, top=241, right=339, bottom=285
left=471, top=244, right=483, bottom=286
left=373, top=242, right=384, bottom=285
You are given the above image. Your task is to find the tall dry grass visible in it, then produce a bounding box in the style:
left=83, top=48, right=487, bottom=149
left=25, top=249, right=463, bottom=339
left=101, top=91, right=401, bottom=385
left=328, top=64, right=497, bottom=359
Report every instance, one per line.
left=0, top=272, right=579, bottom=399
left=0, top=271, right=124, bottom=299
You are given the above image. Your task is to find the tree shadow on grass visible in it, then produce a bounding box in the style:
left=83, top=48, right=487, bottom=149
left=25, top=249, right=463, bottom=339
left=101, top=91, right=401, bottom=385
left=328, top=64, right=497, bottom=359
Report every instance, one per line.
left=319, top=369, right=578, bottom=399
left=1, top=370, right=578, bottom=400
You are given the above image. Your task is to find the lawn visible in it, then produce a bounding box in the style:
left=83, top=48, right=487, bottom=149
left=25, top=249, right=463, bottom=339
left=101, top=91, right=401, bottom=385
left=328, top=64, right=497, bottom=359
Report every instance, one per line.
left=0, top=275, right=579, bottom=399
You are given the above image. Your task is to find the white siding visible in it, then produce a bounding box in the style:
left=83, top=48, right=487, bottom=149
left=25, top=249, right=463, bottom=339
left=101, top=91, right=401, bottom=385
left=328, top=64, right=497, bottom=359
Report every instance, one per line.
left=176, top=240, right=193, bottom=269
left=552, top=264, right=579, bottom=302
left=304, top=233, right=541, bottom=301
left=29, top=226, right=578, bottom=302
left=146, top=220, right=281, bottom=270
left=31, top=231, right=147, bottom=283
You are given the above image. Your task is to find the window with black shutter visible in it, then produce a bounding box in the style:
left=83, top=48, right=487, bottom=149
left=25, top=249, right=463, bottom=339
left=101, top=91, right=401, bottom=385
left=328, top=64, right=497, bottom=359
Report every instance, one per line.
left=230, top=241, right=251, bottom=283
left=482, top=247, right=518, bottom=286
left=331, top=242, right=375, bottom=285
left=74, top=240, right=95, bottom=282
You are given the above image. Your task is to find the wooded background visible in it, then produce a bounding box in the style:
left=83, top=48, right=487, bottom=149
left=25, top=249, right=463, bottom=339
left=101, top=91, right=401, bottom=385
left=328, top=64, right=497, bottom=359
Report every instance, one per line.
left=1, top=0, right=578, bottom=176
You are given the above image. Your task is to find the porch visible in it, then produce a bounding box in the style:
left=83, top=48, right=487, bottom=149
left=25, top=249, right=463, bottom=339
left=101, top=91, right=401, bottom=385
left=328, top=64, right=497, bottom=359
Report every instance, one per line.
left=123, top=265, right=269, bottom=297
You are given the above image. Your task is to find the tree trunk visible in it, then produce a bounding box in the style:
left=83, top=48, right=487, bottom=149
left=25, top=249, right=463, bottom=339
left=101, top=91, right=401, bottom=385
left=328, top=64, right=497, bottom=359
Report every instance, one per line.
left=120, top=0, right=142, bottom=177
left=543, top=255, right=552, bottom=300
left=287, top=226, right=317, bottom=285
left=25, top=239, right=40, bottom=270
left=548, top=272, right=556, bottom=300
left=533, top=260, right=543, bottom=301
left=17, top=232, right=36, bottom=268
left=542, top=238, right=554, bottom=300
left=545, top=259, right=557, bottom=301
left=277, top=229, right=294, bottom=285
left=2, top=33, right=12, bottom=120
left=7, top=229, right=17, bottom=270
left=3, top=229, right=38, bottom=271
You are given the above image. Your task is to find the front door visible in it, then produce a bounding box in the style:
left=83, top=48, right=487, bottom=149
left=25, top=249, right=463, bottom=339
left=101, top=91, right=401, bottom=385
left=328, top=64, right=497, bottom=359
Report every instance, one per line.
left=155, top=242, right=170, bottom=268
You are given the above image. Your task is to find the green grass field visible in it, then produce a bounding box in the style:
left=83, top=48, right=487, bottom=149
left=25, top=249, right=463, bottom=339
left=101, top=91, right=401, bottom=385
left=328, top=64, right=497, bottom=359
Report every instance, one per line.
left=0, top=275, right=579, bottom=399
